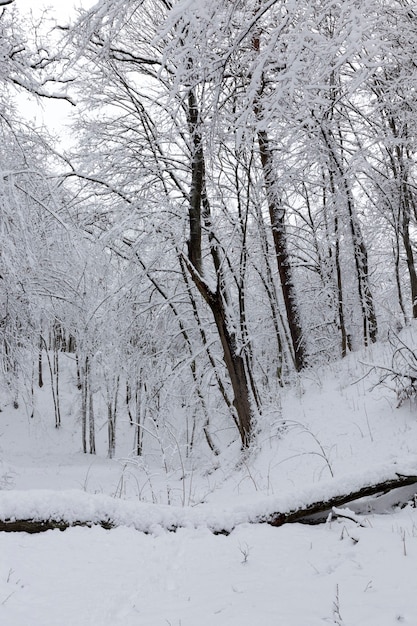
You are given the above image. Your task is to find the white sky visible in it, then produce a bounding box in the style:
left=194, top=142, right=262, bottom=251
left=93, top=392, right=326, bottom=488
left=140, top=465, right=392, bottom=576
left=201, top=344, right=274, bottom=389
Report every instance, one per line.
left=13, top=0, right=98, bottom=139
left=17, top=0, right=96, bottom=22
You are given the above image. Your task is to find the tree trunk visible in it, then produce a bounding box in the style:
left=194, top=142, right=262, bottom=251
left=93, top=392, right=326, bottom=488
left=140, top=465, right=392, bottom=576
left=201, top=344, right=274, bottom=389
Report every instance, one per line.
left=107, top=376, right=118, bottom=459
left=41, top=336, right=61, bottom=428
left=211, top=294, right=253, bottom=448
left=321, top=126, right=378, bottom=345
left=187, top=89, right=203, bottom=276
left=53, top=348, right=61, bottom=428
left=184, top=256, right=254, bottom=448
left=185, top=87, right=255, bottom=447
left=252, top=26, right=306, bottom=371
left=1, top=472, right=415, bottom=534
left=400, top=177, right=417, bottom=319
left=267, top=473, right=417, bottom=527
left=80, top=356, right=95, bottom=454
left=38, top=335, right=43, bottom=388
left=325, top=169, right=349, bottom=357
left=257, top=129, right=306, bottom=371
left=334, top=213, right=349, bottom=357
left=89, top=389, right=96, bottom=455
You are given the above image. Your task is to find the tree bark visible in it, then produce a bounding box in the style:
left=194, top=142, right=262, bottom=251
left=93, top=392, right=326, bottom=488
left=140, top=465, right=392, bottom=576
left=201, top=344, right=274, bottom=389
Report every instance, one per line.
left=398, top=163, right=417, bottom=318
left=187, top=89, right=203, bottom=276
left=252, top=27, right=306, bottom=371
left=266, top=472, right=417, bottom=526
left=183, top=256, right=253, bottom=448
left=320, top=126, right=378, bottom=345
left=0, top=519, right=115, bottom=533
left=185, top=87, right=255, bottom=447
left=257, top=128, right=306, bottom=371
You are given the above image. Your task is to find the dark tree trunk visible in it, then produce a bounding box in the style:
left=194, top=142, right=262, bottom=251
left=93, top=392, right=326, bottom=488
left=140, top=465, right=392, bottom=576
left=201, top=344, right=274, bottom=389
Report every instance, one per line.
left=401, top=204, right=417, bottom=318
left=383, top=112, right=417, bottom=320
left=210, top=294, right=253, bottom=448
left=185, top=87, right=255, bottom=447
left=53, top=348, right=61, bottom=428
left=335, top=214, right=349, bottom=357
left=399, top=167, right=417, bottom=319
left=347, top=197, right=378, bottom=346
left=325, top=169, right=349, bottom=357
left=81, top=357, right=88, bottom=454
left=107, top=377, right=118, bottom=459
left=80, top=356, right=95, bottom=455
left=184, top=257, right=253, bottom=448
left=187, top=89, right=203, bottom=276
left=89, top=390, right=96, bottom=455
left=257, top=128, right=306, bottom=371
left=393, top=235, right=408, bottom=326
left=321, top=126, right=378, bottom=345
left=251, top=28, right=305, bottom=371
left=38, top=335, right=43, bottom=388
left=1, top=472, right=415, bottom=534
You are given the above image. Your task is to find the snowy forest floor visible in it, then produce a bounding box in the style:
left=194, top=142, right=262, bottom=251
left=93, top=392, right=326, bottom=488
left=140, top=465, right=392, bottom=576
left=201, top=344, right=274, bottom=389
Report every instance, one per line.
left=1, top=328, right=417, bottom=625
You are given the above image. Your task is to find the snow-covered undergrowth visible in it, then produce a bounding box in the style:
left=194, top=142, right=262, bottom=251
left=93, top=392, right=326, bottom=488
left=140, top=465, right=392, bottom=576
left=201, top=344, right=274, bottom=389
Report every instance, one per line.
left=1, top=329, right=417, bottom=624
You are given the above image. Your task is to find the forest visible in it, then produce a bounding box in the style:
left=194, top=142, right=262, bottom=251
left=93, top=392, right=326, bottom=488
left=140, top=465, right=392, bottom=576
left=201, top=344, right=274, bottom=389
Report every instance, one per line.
left=1, top=1, right=417, bottom=623
left=2, top=0, right=417, bottom=458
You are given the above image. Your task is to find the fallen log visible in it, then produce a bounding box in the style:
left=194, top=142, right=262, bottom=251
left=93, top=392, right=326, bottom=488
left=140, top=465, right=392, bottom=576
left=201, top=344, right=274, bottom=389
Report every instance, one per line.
left=0, top=518, right=115, bottom=534
left=0, top=472, right=416, bottom=534
left=265, top=472, right=417, bottom=527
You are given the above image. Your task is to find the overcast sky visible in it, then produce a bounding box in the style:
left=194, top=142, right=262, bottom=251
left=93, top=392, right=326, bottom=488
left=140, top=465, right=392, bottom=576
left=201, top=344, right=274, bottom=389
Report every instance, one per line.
left=17, top=0, right=96, bottom=23
left=10, top=0, right=98, bottom=137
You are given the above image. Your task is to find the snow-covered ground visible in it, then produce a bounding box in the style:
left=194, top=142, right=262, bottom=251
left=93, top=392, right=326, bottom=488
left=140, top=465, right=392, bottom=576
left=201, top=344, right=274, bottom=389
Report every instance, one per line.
left=1, top=514, right=417, bottom=626
left=1, top=332, right=417, bottom=625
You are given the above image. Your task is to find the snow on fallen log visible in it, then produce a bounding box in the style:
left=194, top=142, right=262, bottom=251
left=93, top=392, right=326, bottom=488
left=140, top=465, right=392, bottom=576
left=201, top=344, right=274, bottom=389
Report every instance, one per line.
left=0, top=460, right=416, bottom=534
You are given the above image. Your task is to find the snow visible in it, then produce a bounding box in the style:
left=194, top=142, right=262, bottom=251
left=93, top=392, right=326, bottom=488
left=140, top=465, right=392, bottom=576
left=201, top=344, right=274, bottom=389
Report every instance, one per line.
left=1, top=515, right=417, bottom=625
left=1, top=456, right=417, bottom=534
left=1, top=337, right=417, bottom=624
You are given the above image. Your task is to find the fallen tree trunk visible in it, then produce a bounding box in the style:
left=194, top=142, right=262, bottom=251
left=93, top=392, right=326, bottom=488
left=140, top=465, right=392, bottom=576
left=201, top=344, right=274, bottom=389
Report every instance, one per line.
left=0, top=519, right=115, bottom=534
left=0, top=472, right=416, bottom=534
left=265, top=472, right=417, bottom=527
